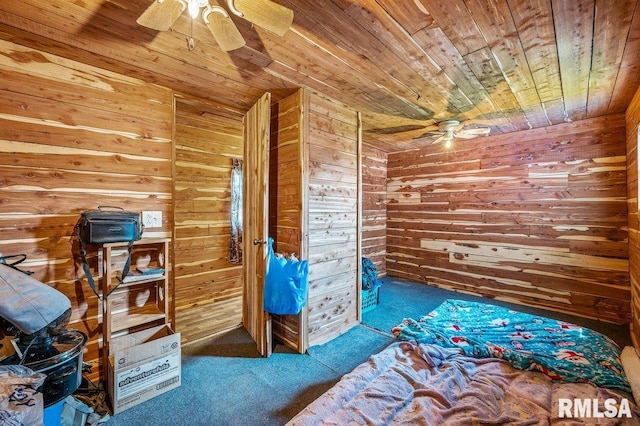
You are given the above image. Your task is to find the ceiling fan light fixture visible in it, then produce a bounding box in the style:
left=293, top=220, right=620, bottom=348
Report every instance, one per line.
left=137, top=0, right=293, bottom=50
left=428, top=119, right=491, bottom=147
left=438, top=120, right=461, bottom=133
left=444, top=128, right=455, bottom=149
left=187, top=0, right=208, bottom=18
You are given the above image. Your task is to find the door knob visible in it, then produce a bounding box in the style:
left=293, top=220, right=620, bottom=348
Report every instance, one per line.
left=253, top=239, right=265, bottom=245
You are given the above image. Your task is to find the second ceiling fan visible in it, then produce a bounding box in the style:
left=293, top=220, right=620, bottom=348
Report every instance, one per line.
left=136, top=0, right=294, bottom=51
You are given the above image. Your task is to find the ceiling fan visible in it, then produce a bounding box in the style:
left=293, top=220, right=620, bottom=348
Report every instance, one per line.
left=136, top=0, right=294, bottom=51
left=428, top=120, right=491, bottom=148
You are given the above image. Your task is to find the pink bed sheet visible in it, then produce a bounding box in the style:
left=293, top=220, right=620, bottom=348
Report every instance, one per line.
left=288, top=341, right=640, bottom=425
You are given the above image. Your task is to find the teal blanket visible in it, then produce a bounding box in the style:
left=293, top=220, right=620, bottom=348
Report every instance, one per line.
left=392, top=299, right=631, bottom=394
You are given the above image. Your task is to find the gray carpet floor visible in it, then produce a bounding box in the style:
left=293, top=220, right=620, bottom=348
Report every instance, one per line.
left=104, top=277, right=632, bottom=425
left=104, top=317, right=394, bottom=425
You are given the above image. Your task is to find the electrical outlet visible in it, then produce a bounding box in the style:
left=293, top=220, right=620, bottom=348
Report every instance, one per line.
left=142, top=211, right=163, bottom=229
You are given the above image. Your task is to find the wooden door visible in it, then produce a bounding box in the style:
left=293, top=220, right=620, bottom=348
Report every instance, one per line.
left=242, top=93, right=272, bottom=357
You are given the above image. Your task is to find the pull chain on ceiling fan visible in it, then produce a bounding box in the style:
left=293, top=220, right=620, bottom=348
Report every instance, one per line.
left=136, top=0, right=294, bottom=51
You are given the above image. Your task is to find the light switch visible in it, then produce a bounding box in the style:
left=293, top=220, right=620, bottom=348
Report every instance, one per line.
left=142, top=211, right=163, bottom=228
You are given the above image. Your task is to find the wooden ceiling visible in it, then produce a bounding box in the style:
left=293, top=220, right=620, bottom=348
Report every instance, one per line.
left=0, top=0, right=639, bottom=152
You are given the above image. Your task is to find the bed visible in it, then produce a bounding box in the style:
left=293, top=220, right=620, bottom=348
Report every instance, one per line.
left=288, top=299, right=640, bottom=425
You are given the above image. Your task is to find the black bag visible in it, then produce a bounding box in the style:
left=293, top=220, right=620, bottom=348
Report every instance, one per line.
left=76, top=206, right=143, bottom=244
left=75, top=206, right=144, bottom=299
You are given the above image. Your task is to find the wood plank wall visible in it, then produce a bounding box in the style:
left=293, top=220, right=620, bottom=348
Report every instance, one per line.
left=307, top=92, right=361, bottom=346
left=0, top=39, right=173, bottom=377
left=362, top=144, right=387, bottom=277
left=269, top=89, right=306, bottom=351
left=627, top=86, right=640, bottom=348
left=174, top=96, right=245, bottom=344
left=387, top=114, right=630, bottom=324
left=270, top=90, right=305, bottom=255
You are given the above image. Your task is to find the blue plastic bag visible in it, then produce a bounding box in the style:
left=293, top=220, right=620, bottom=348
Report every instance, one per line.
left=361, top=257, right=380, bottom=290
left=264, top=237, right=309, bottom=315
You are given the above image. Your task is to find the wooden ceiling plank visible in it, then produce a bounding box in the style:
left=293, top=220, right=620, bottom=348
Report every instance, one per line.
left=608, top=2, right=640, bottom=113
left=412, top=25, right=505, bottom=122
left=590, top=0, right=636, bottom=71
left=552, top=0, right=595, bottom=122
left=507, top=0, right=565, bottom=124
left=281, top=0, right=456, bottom=119
left=514, top=87, right=551, bottom=128
left=542, top=98, right=568, bottom=126
left=374, top=0, right=435, bottom=35
left=262, top=27, right=436, bottom=122
left=587, top=68, right=619, bottom=118
left=417, top=0, right=487, bottom=56
left=251, top=33, right=435, bottom=149
left=464, top=48, right=530, bottom=132
left=465, top=0, right=549, bottom=128
left=278, top=1, right=458, bottom=127
left=344, top=1, right=473, bottom=117
left=586, top=0, right=637, bottom=117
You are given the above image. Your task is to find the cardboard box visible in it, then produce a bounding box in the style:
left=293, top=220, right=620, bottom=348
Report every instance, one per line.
left=107, top=325, right=181, bottom=414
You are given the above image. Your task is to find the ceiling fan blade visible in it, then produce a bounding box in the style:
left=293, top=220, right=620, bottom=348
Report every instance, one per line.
left=461, top=127, right=491, bottom=136
left=137, top=0, right=186, bottom=31
left=454, top=133, right=480, bottom=140
left=454, top=127, right=491, bottom=139
left=431, top=134, right=447, bottom=144
left=204, top=7, right=246, bottom=51
left=229, top=0, right=294, bottom=36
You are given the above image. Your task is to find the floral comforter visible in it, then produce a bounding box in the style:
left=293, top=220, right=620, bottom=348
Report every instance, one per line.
left=392, top=299, right=631, bottom=394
